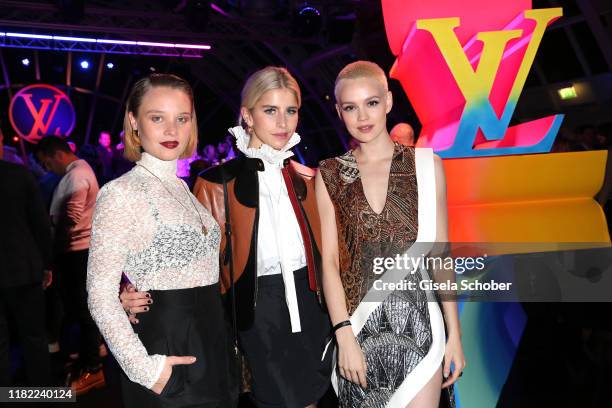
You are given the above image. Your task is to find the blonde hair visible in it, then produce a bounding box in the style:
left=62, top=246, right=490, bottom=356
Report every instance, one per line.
left=334, top=60, right=389, bottom=101
left=123, top=74, right=198, bottom=162
left=239, top=66, right=301, bottom=128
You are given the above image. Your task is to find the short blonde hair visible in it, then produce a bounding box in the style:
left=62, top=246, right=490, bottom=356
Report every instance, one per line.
left=239, top=66, right=301, bottom=128
left=334, top=60, right=388, bottom=101
left=123, top=74, right=198, bottom=162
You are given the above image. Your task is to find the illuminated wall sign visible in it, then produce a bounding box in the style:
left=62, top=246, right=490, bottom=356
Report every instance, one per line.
left=558, top=85, right=577, bottom=100
left=382, top=1, right=564, bottom=158
left=9, top=84, right=75, bottom=144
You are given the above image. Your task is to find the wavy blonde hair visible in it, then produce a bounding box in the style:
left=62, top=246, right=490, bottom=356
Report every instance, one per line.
left=239, top=66, right=301, bottom=128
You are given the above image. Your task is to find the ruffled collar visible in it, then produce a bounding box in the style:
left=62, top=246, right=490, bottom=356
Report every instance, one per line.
left=136, top=152, right=177, bottom=180
left=229, top=125, right=300, bottom=168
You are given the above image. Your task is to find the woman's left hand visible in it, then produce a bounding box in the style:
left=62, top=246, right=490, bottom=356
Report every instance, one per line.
left=442, top=334, right=465, bottom=388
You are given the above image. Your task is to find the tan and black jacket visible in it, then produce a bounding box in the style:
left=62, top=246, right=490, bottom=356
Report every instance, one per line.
left=193, top=155, right=324, bottom=330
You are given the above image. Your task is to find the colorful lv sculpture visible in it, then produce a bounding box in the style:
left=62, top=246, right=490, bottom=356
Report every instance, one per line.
left=383, top=4, right=610, bottom=408
left=383, top=0, right=563, bottom=157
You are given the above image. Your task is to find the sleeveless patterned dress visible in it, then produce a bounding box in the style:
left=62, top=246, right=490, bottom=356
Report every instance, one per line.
left=319, top=144, right=450, bottom=407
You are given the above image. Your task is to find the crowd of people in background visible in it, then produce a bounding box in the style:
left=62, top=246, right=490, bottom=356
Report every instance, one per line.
left=552, top=123, right=612, bottom=153
left=2, top=121, right=610, bottom=188
left=0, top=127, right=239, bottom=394
left=74, top=131, right=237, bottom=190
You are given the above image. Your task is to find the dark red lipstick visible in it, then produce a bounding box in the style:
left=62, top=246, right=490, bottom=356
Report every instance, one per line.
left=160, top=141, right=179, bottom=149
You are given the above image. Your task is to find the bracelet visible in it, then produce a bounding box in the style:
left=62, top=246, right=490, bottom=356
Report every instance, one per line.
left=332, top=320, right=352, bottom=334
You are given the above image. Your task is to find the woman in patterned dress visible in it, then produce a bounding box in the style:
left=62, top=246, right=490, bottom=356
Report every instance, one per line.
left=315, top=61, right=465, bottom=407
left=87, top=74, right=236, bottom=407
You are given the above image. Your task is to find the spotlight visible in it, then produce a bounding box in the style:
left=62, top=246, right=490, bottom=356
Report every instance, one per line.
left=106, top=62, right=114, bottom=69
left=294, top=4, right=321, bottom=37
left=300, top=5, right=320, bottom=16
left=12, top=136, right=19, bottom=143
left=21, top=58, right=30, bottom=66
left=80, top=60, right=90, bottom=69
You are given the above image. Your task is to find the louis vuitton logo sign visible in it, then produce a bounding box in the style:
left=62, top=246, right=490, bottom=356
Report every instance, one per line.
left=9, top=84, right=76, bottom=144
left=383, top=1, right=564, bottom=158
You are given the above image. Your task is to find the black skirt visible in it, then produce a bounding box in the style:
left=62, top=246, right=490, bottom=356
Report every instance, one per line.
left=238, top=267, right=332, bottom=408
left=121, top=283, right=238, bottom=408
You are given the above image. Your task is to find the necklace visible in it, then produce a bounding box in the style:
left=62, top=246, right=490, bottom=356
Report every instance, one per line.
left=137, top=163, right=208, bottom=235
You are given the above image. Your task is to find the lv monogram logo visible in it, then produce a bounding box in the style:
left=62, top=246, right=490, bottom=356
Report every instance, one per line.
left=19, top=93, right=65, bottom=138
left=416, top=8, right=563, bottom=157
left=9, top=84, right=75, bottom=143
left=385, top=5, right=565, bottom=158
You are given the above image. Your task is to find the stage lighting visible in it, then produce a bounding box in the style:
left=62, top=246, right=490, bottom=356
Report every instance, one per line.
left=106, top=62, right=114, bottom=69
left=80, top=60, right=90, bottom=69
left=21, top=58, right=30, bottom=66
left=294, top=3, right=321, bottom=37
left=558, top=86, right=577, bottom=100
left=12, top=136, right=19, bottom=142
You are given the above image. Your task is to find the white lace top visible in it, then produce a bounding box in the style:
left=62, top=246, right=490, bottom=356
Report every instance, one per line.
left=86, top=152, right=221, bottom=389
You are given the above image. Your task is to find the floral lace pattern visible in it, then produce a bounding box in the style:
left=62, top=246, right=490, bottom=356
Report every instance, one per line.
left=86, top=153, right=221, bottom=389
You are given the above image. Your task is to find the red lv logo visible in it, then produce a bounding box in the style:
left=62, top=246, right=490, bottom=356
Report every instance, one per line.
left=19, top=93, right=65, bottom=138
left=9, top=84, right=76, bottom=143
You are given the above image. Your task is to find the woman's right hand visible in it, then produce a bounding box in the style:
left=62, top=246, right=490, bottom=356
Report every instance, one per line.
left=150, top=355, right=197, bottom=395
left=336, top=326, right=367, bottom=388
left=119, top=283, right=152, bottom=324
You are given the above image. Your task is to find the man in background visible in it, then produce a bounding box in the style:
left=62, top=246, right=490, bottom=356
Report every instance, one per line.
left=0, top=131, right=52, bottom=386
left=0, top=128, right=24, bottom=165
left=96, top=131, right=114, bottom=184
left=35, top=136, right=103, bottom=395
left=111, top=130, right=133, bottom=178
left=390, top=122, right=415, bottom=147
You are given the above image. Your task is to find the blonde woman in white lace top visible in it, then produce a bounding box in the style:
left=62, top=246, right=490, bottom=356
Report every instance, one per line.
left=87, top=74, right=236, bottom=407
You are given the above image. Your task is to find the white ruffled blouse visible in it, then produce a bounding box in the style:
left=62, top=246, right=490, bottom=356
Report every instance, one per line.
left=229, top=126, right=307, bottom=332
